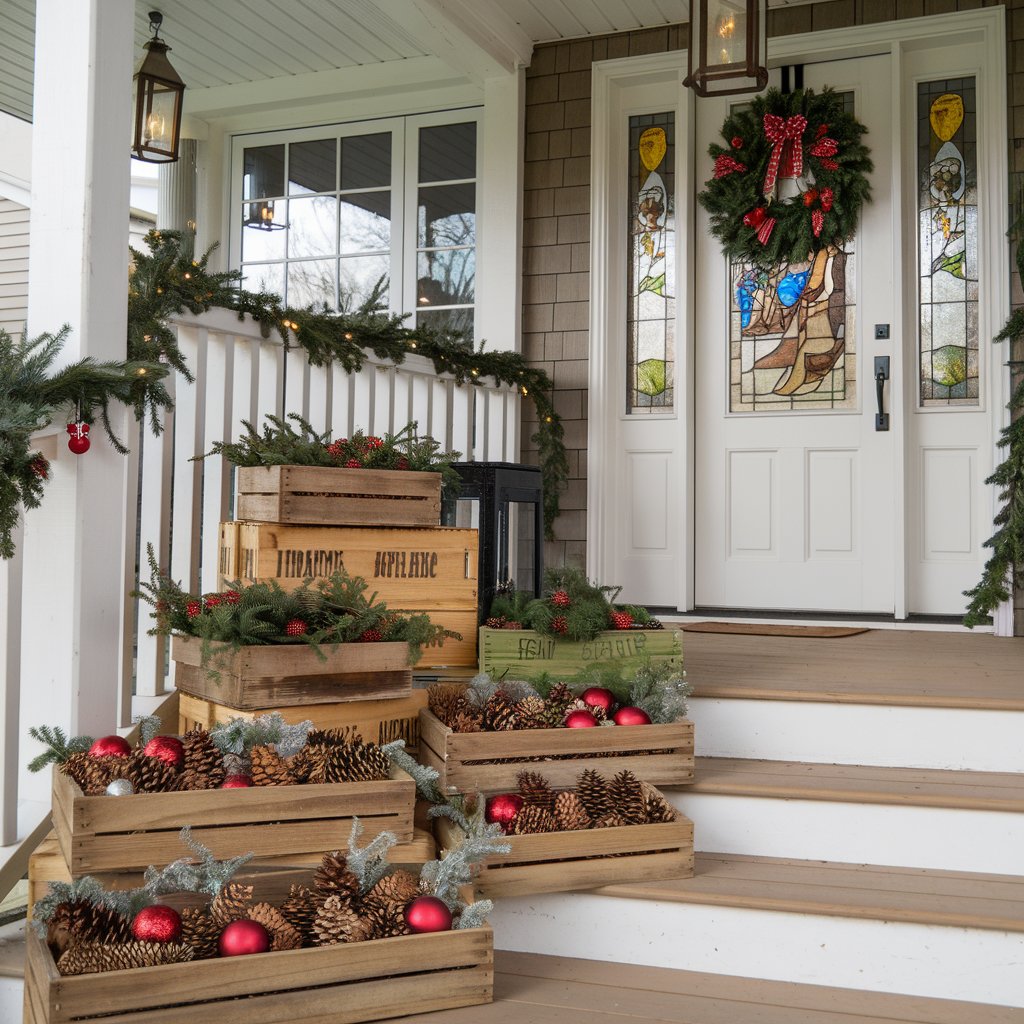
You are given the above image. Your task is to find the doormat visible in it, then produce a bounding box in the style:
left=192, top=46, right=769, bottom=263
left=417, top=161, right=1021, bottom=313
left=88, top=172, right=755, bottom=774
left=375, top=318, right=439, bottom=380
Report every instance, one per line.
left=680, top=622, right=869, bottom=638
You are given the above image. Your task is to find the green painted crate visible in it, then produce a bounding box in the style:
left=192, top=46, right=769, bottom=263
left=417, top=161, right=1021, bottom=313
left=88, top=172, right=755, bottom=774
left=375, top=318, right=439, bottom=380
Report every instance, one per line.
left=478, top=626, right=682, bottom=682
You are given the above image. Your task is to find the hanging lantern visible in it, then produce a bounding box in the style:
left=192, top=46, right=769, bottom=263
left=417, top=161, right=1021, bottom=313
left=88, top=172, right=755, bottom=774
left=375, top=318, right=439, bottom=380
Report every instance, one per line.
left=244, top=200, right=286, bottom=231
left=684, top=0, right=768, bottom=98
left=132, top=11, right=185, bottom=163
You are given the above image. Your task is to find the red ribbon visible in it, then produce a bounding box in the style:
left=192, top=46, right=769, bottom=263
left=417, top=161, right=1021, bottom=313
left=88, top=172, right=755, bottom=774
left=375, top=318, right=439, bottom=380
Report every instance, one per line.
left=762, top=113, right=807, bottom=198
left=809, top=136, right=838, bottom=158
left=714, top=154, right=747, bottom=179
left=819, top=187, right=834, bottom=212
left=756, top=216, right=777, bottom=245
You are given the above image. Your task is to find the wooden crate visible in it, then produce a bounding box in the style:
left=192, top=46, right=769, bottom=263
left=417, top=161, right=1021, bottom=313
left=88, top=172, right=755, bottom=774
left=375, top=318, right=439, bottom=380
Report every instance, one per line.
left=218, top=521, right=239, bottom=581
left=51, top=761, right=416, bottom=877
left=178, top=690, right=428, bottom=753
left=25, top=906, right=492, bottom=1024
left=171, top=634, right=412, bottom=710
left=435, top=789, right=694, bottom=898
left=236, top=465, right=443, bottom=528
left=418, top=709, right=695, bottom=793
left=479, top=626, right=683, bottom=683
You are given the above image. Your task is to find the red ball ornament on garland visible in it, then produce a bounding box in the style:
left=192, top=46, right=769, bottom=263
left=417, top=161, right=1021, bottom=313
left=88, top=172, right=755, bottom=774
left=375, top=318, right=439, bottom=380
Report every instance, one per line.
left=218, top=918, right=271, bottom=957
left=802, top=188, right=819, bottom=207
left=743, top=207, right=766, bottom=228
left=66, top=421, right=90, bottom=455
left=405, top=895, right=453, bottom=933
left=613, top=706, right=652, bottom=726
left=731, top=136, right=744, bottom=149
left=131, top=905, right=182, bottom=944
left=143, top=735, right=185, bottom=770
left=220, top=774, right=254, bottom=789
left=88, top=735, right=131, bottom=758
left=485, top=793, right=524, bottom=832
left=581, top=687, right=616, bottom=714
left=565, top=709, right=599, bottom=729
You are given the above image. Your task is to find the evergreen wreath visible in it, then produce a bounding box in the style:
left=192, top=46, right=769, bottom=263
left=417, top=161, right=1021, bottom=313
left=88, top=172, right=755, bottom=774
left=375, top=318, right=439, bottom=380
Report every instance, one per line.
left=698, top=87, right=873, bottom=270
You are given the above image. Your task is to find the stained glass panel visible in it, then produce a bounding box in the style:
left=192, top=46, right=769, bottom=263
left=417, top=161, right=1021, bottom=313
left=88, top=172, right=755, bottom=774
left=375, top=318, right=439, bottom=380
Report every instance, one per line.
left=627, top=112, right=675, bottom=414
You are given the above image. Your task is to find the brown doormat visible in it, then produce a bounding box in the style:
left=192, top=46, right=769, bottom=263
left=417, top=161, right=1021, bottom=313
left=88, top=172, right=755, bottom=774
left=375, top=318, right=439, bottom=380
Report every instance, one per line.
left=681, top=622, right=869, bottom=638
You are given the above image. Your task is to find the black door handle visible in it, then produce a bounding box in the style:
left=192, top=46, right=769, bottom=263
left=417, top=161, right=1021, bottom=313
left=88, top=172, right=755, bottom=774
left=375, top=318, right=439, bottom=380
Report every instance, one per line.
left=874, top=356, right=890, bottom=432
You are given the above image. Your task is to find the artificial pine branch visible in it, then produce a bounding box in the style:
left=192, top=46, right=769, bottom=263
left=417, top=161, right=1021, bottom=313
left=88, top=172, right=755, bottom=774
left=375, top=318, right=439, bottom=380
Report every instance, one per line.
left=26, top=725, right=93, bottom=773
left=418, top=829, right=509, bottom=910
left=382, top=741, right=445, bottom=804
left=344, top=817, right=398, bottom=895
left=209, top=712, right=313, bottom=759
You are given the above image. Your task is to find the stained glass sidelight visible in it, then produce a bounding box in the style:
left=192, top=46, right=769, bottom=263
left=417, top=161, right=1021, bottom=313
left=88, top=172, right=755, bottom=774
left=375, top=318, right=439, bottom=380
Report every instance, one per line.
left=918, top=79, right=979, bottom=406
left=627, top=113, right=676, bottom=413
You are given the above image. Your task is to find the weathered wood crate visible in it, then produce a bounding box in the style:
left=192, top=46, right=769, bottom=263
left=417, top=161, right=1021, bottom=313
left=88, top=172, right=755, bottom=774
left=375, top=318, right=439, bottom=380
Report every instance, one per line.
left=178, top=690, right=428, bottom=753
left=52, top=762, right=416, bottom=877
left=478, top=626, right=683, bottom=683
left=171, top=634, right=412, bottom=710
left=418, top=709, right=695, bottom=793
left=435, top=789, right=693, bottom=898
left=24, top=905, right=492, bottom=1024
left=236, top=465, right=443, bottom=528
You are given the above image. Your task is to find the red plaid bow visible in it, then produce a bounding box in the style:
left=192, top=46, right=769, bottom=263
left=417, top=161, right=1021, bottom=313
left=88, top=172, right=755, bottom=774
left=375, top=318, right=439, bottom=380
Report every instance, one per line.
left=762, top=113, right=807, bottom=198
left=713, top=154, right=747, bottom=179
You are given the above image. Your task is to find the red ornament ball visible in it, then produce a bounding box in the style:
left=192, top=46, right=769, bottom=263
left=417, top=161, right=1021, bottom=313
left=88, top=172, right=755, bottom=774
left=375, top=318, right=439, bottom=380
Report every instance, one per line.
left=186, top=600, right=203, bottom=618
left=581, top=687, right=616, bottom=714
left=67, top=435, right=90, bottom=455
left=731, top=135, right=744, bottom=149
left=143, top=735, right=185, bottom=770
left=485, top=793, right=524, bottom=832
left=405, top=895, right=453, bottom=933
left=218, top=918, right=271, bottom=957
left=613, top=706, right=653, bottom=726
left=88, top=734, right=131, bottom=758
left=220, top=774, right=254, bottom=788
left=565, top=709, right=599, bottom=729
left=284, top=618, right=308, bottom=637
left=743, top=206, right=767, bottom=228
left=802, top=188, right=819, bottom=207
left=132, top=905, right=182, bottom=944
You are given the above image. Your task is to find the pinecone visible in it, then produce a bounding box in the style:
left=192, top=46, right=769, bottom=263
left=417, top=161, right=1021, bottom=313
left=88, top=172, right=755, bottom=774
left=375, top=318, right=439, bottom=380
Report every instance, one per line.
left=502, top=620, right=523, bottom=629
left=642, top=785, right=677, bottom=824
left=245, top=902, right=303, bottom=951
left=60, top=753, right=122, bottom=795
left=510, top=804, right=559, bottom=834
left=546, top=682, right=575, bottom=709
left=576, top=769, right=612, bottom=821
left=57, top=941, right=194, bottom=976
left=550, top=615, right=569, bottom=635
left=249, top=744, right=297, bottom=786
left=516, top=770, right=556, bottom=812
left=365, top=870, right=420, bottom=911
left=313, top=895, right=374, bottom=945
left=427, top=683, right=470, bottom=726
left=449, top=709, right=483, bottom=733
left=360, top=899, right=410, bottom=939
left=306, top=727, right=355, bottom=747
left=593, top=812, right=626, bottom=828
left=551, top=589, right=571, bottom=608
left=180, top=907, right=221, bottom=959
left=280, top=884, right=319, bottom=945
left=564, top=697, right=607, bottom=722
left=173, top=768, right=215, bottom=791
left=554, top=790, right=591, bottom=831
left=514, top=695, right=549, bottom=729
left=210, top=881, right=254, bottom=925
left=305, top=740, right=390, bottom=783
left=47, top=899, right=133, bottom=958
left=609, top=770, right=646, bottom=825
left=182, top=728, right=226, bottom=786
left=483, top=616, right=506, bottom=629
left=483, top=691, right=518, bottom=731
left=123, top=748, right=178, bottom=793
left=609, top=610, right=634, bottom=630
left=313, top=851, right=361, bottom=902
left=538, top=702, right=569, bottom=729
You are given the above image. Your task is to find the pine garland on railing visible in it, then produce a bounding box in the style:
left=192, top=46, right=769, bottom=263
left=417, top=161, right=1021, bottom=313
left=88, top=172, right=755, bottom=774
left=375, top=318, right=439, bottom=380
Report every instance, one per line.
left=128, top=230, right=568, bottom=535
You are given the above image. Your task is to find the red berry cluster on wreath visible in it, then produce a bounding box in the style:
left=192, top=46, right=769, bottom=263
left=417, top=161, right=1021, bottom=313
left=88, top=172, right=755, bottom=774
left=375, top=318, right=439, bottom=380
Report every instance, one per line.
left=359, top=628, right=383, bottom=643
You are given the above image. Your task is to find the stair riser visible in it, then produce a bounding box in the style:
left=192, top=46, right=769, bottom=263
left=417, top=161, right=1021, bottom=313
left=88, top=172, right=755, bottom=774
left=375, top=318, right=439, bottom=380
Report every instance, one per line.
left=489, top=895, right=1024, bottom=1007
left=689, top=698, right=1024, bottom=772
left=667, top=793, right=1024, bottom=874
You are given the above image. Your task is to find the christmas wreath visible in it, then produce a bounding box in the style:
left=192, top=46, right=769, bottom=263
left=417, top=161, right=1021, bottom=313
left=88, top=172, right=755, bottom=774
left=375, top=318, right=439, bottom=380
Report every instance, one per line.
left=698, top=87, right=873, bottom=270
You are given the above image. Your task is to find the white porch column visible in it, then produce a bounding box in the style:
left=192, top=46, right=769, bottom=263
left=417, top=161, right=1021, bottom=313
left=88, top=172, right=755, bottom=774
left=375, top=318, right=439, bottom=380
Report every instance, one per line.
left=21, top=0, right=134, bottom=799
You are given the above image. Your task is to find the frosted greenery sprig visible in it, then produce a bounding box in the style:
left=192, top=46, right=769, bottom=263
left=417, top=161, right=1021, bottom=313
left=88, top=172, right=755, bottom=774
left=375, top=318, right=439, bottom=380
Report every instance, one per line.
left=628, top=662, right=691, bottom=723
left=383, top=740, right=445, bottom=804
left=133, top=714, right=162, bottom=746
left=345, top=817, right=399, bottom=895
left=419, top=829, right=509, bottom=913
left=463, top=673, right=540, bottom=708
left=209, top=712, right=313, bottom=758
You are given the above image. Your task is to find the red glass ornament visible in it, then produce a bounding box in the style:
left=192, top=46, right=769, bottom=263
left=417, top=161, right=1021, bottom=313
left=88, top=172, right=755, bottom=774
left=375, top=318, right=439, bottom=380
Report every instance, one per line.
left=88, top=735, right=131, bottom=758
left=485, top=793, right=524, bottom=832
left=565, top=709, right=598, bottom=729
left=405, top=895, right=453, bottom=933
left=802, top=188, right=819, bottom=207
left=218, top=918, right=271, bottom=957
left=67, top=421, right=91, bottom=455
left=742, top=206, right=766, bottom=228
left=581, top=687, right=616, bottom=714
left=143, top=735, right=185, bottom=770
left=132, top=905, right=182, bottom=944
left=613, top=706, right=652, bottom=726
left=731, top=136, right=744, bottom=149
left=220, top=774, right=254, bottom=788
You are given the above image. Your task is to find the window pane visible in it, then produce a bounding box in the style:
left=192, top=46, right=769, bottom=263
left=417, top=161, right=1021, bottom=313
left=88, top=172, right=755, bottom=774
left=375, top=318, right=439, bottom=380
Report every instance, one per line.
left=288, top=195, right=338, bottom=258
left=287, top=260, right=336, bottom=309
left=243, top=145, right=285, bottom=199
left=418, top=183, right=475, bottom=248
left=340, top=192, right=391, bottom=254
left=417, top=249, right=475, bottom=305
left=289, top=139, right=336, bottom=195
left=242, top=263, right=285, bottom=298
left=339, top=254, right=390, bottom=309
left=417, top=306, right=474, bottom=342
left=340, top=133, right=392, bottom=189
left=419, top=123, right=476, bottom=182
left=242, top=203, right=287, bottom=261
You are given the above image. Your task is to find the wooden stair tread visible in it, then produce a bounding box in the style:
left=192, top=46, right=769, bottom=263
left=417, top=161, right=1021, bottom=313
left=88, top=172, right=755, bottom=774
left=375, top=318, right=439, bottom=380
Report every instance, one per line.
left=685, top=757, right=1024, bottom=811
left=385, top=951, right=1021, bottom=1023
left=679, top=628, right=1024, bottom=710
left=595, top=852, right=1024, bottom=932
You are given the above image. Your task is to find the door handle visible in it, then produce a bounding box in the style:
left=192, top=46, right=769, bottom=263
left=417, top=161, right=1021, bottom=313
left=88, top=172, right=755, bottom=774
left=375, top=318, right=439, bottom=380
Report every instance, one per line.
left=874, top=356, right=890, bottom=432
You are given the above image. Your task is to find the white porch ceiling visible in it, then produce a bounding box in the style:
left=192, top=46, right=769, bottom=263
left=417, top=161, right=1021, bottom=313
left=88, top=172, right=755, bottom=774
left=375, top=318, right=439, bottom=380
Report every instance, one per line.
left=1, top=0, right=820, bottom=123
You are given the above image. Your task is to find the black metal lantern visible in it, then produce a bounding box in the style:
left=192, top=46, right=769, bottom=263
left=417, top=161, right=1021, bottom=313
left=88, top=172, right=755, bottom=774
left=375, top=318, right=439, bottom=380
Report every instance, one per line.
left=244, top=200, right=286, bottom=231
left=132, top=11, right=185, bottom=163
left=684, top=0, right=768, bottom=98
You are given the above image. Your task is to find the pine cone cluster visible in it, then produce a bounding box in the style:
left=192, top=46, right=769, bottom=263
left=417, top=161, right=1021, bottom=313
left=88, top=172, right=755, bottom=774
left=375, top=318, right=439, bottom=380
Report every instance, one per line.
left=46, top=899, right=133, bottom=958
left=427, top=683, right=471, bottom=727
left=57, top=940, right=194, bottom=976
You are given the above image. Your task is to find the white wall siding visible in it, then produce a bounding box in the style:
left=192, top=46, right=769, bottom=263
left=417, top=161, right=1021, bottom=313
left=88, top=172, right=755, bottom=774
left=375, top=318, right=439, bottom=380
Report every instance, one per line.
left=0, top=198, right=29, bottom=339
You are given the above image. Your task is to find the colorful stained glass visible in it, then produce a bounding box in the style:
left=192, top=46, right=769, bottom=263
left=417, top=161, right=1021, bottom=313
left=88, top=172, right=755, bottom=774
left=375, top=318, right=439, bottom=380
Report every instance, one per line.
left=918, top=78, right=979, bottom=406
left=627, top=113, right=675, bottom=413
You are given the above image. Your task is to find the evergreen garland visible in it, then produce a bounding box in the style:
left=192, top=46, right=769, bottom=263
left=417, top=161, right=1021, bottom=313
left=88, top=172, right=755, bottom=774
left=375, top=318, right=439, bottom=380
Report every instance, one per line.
left=128, top=231, right=568, bottom=535
left=26, top=725, right=93, bottom=773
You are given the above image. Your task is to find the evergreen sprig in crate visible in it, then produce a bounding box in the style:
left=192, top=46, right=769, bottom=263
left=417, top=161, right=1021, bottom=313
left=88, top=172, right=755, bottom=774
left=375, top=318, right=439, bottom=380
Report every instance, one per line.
left=479, top=625, right=683, bottom=683
left=236, top=464, right=443, bottom=527
left=435, top=789, right=694, bottom=898
left=418, top=709, right=694, bottom=793
left=25, top=909, right=492, bottom=1024
left=51, top=763, right=416, bottom=877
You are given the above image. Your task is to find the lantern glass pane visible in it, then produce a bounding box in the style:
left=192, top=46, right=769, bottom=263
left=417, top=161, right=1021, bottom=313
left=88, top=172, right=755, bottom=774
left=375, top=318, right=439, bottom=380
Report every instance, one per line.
left=142, top=87, right=176, bottom=154
left=707, top=0, right=747, bottom=69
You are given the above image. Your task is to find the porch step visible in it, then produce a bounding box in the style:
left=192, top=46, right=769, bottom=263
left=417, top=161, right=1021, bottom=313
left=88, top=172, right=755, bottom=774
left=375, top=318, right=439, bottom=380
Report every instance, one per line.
left=665, top=758, right=1024, bottom=873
